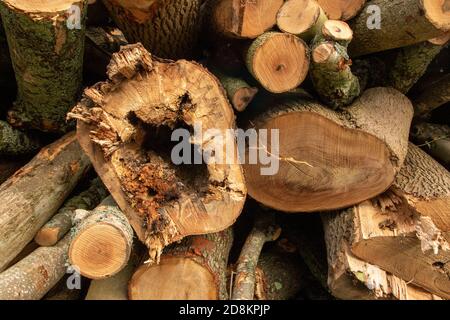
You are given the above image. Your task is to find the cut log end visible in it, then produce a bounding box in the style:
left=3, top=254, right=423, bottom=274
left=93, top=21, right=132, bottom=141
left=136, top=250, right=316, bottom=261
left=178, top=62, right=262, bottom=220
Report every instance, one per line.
left=321, top=20, right=353, bottom=43
left=3, top=0, right=78, bottom=12
left=423, top=0, right=450, bottom=31
left=312, top=43, right=334, bottom=63
left=317, top=0, right=366, bottom=21
left=276, top=0, right=321, bottom=35
left=246, top=32, right=310, bottom=93
left=232, top=87, right=259, bottom=112
left=34, top=228, right=60, bottom=247
left=129, top=256, right=218, bottom=300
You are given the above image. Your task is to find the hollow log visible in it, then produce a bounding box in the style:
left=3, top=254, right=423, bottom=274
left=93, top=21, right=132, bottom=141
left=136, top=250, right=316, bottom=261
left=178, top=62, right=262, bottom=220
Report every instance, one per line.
left=69, top=196, right=134, bottom=279
left=317, top=0, right=366, bottom=21
left=35, top=177, right=109, bottom=246
left=348, top=0, right=450, bottom=57
left=69, top=43, right=246, bottom=263
left=412, top=123, right=450, bottom=167
left=210, top=0, right=283, bottom=39
left=0, top=133, right=91, bottom=271
left=243, top=87, right=412, bottom=212
left=324, top=143, right=450, bottom=299
left=129, top=228, right=233, bottom=300
left=0, top=0, right=87, bottom=132
left=413, top=73, right=450, bottom=118
left=276, top=0, right=328, bottom=42
left=310, top=20, right=360, bottom=108
left=102, top=0, right=203, bottom=59
left=232, top=213, right=281, bottom=300
left=0, top=120, right=41, bottom=156
left=246, top=32, right=310, bottom=93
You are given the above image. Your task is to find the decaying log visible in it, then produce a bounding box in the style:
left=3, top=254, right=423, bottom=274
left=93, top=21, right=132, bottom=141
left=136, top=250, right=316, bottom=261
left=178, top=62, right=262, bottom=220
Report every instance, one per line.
left=324, top=143, right=450, bottom=299
left=276, top=0, right=328, bottom=42
left=254, top=243, right=305, bottom=300
left=243, top=87, right=412, bottom=212
left=412, top=123, right=450, bottom=167
left=69, top=196, right=134, bottom=279
left=317, top=0, right=366, bottom=21
left=85, top=245, right=141, bottom=300
left=349, top=0, right=450, bottom=57
left=232, top=213, right=281, bottom=300
left=210, top=0, right=283, bottom=39
left=321, top=222, right=443, bottom=300
left=413, top=73, right=450, bottom=118
left=102, top=0, right=203, bottom=59
left=0, top=120, right=41, bottom=156
left=0, top=0, right=87, bottom=132
left=246, top=32, right=310, bottom=93
left=35, top=177, right=109, bottom=246
left=0, top=133, right=91, bottom=271
left=69, top=43, right=246, bottom=263
left=129, top=228, right=233, bottom=300
left=310, top=20, right=360, bottom=108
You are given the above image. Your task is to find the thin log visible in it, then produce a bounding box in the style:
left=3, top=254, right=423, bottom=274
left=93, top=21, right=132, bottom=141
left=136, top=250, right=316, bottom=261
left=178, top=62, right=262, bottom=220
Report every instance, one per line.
left=413, top=74, right=450, bottom=117
left=35, top=177, right=109, bottom=246
left=0, top=133, right=91, bottom=271
left=0, top=0, right=88, bottom=132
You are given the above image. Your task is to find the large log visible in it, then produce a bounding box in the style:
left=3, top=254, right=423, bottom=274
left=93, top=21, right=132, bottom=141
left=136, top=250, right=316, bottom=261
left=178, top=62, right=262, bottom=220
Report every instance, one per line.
left=69, top=43, right=246, bottom=263
left=35, top=177, right=109, bottom=246
left=242, top=87, right=412, bottom=212
left=0, top=133, right=91, bottom=271
left=348, top=0, right=450, bottom=57
left=129, top=228, right=233, bottom=300
left=69, top=196, right=134, bottom=279
left=246, top=32, right=310, bottom=93
left=210, top=0, right=284, bottom=39
left=102, top=0, right=202, bottom=59
left=0, top=0, right=87, bottom=132
left=324, top=143, right=450, bottom=299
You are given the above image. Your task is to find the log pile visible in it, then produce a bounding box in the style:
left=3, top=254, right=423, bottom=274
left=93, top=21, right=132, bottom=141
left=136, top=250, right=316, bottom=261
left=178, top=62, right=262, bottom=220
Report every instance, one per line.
left=0, top=0, right=449, bottom=301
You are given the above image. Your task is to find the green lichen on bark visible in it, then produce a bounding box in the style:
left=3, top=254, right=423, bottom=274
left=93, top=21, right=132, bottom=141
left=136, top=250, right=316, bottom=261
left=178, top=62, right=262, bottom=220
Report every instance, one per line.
left=0, top=1, right=87, bottom=132
left=0, top=120, right=41, bottom=156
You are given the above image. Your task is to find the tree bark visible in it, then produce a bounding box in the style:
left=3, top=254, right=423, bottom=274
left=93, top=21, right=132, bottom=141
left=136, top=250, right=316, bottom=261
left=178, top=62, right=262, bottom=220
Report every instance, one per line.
left=0, top=0, right=87, bottom=132
left=69, top=196, right=134, bottom=279
left=69, top=43, right=246, bottom=264
left=413, top=73, right=450, bottom=117
left=310, top=20, right=360, bottom=108
left=0, top=132, right=91, bottom=271
left=412, top=123, right=450, bottom=167
left=129, top=228, right=233, bottom=300
left=35, top=177, right=109, bottom=246
left=276, top=0, right=328, bottom=42
left=0, top=120, right=41, bottom=156
left=102, top=0, right=202, bottom=59
left=243, top=87, right=412, bottom=212
left=348, top=0, right=450, bottom=57
left=246, top=32, right=310, bottom=93
left=317, top=0, right=366, bottom=21
left=231, top=213, right=281, bottom=300
left=324, top=143, right=450, bottom=299
left=210, top=0, right=284, bottom=39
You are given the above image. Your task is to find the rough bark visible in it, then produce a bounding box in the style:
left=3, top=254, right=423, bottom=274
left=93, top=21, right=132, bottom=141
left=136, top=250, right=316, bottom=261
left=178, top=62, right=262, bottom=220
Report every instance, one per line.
left=0, top=132, right=91, bottom=271
left=412, top=123, right=450, bottom=167
left=243, top=87, right=413, bottom=212
left=310, top=20, right=360, bottom=108
left=348, top=0, right=450, bottom=57
left=324, top=143, right=450, bottom=299
left=35, top=177, right=109, bottom=246
left=0, top=120, right=41, bottom=156
left=129, top=228, right=233, bottom=300
left=210, top=0, right=283, bottom=39
left=0, top=0, right=87, bottom=132
left=69, top=196, right=134, bottom=279
left=276, top=0, right=328, bottom=42
left=413, top=73, right=450, bottom=117
left=69, top=43, right=246, bottom=264
left=102, top=0, right=202, bottom=59
left=317, top=0, right=366, bottom=21
left=231, top=213, right=281, bottom=300
left=246, top=32, right=310, bottom=93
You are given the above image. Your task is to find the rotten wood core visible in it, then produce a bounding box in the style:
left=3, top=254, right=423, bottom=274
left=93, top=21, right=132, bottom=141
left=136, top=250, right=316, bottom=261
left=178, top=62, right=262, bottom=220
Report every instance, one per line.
left=69, top=43, right=246, bottom=264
